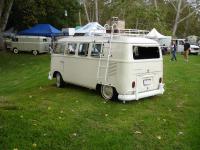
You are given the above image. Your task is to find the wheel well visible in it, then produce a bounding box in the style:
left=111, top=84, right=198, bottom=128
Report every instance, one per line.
left=53, top=71, right=60, bottom=78
left=32, top=50, right=39, bottom=53
left=13, top=47, right=17, bottom=50
left=96, top=84, right=118, bottom=95
left=96, top=84, right=101, bottom=93
left=98, top=84, right=118, bottom=100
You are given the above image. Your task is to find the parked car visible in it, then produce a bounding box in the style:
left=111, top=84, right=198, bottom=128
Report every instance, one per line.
left=189, top=45, right=200, bottom=55
left=173, top=39, right=200, bottom=55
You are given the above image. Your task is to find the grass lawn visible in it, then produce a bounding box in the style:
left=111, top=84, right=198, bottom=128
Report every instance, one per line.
left=0, top=51, right=200, bottom=150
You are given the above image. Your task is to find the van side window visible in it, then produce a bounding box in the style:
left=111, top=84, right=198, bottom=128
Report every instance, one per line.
left=67, top=43, right=77, bottom=55
left=91, top=43, right=101, bottom=57
left=78, top=43, right=89, bottom=56
left=43, top=39, right=47, bottom=42
left=133, top=46, right=160, bottom=60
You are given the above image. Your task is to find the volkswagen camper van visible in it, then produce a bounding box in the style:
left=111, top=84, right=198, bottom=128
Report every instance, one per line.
left=48, top=35, right=164, bottom=102
left=11, top=35, right=51, bottom=55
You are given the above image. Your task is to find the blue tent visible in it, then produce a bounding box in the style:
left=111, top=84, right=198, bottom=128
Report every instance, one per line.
left=18, top=24, right=62, bottom=37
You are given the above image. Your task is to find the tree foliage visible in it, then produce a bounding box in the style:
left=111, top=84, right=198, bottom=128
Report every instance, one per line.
left=3, top=0, right=200, bottom=37
left=104, top=0, right=199, bottom=37
left=7, top=0, right=80, bottom=30
left=0, top=0, right=14, bottom=32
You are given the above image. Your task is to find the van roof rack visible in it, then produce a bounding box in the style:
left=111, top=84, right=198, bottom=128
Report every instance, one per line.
left=81, top=24, right=149, bottom=38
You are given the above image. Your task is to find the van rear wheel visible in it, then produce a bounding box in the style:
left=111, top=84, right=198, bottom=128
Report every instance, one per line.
left=101, top=85, right=118, bottom=100
left=13, top=48, right=19, bottom=54
left=32, top=50, right=38, bottom=56
left=56, top=73, right=64, bottom=88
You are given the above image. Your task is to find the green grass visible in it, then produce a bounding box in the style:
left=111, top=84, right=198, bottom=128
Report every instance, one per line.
left=0, top=51, right=200, bottom=150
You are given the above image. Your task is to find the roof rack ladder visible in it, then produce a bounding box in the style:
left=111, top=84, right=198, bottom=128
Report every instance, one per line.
left=97, top=41, right=105, bottom=83
left=104, top=24, right=114, bottom=82
left=97, top=24, right=114, bottom=84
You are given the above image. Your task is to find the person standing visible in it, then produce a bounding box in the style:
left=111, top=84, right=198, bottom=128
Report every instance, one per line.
left=171, top=41, right=177, bottom=61
left=183, top=40, right=190, bottom=62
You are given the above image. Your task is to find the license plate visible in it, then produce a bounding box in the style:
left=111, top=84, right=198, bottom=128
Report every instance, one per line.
left=143, top=79, right=151, bottom=86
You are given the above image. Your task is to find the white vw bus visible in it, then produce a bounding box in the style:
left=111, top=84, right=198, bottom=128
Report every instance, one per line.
left=11, top=35, right=51, bottom=55
left=48, top=35, right=164, bottom=102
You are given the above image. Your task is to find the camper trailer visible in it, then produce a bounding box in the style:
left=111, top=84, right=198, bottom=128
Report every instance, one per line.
left=11, top=36, right=51, bottom=55
left=48, top=35, right=164, bottom=102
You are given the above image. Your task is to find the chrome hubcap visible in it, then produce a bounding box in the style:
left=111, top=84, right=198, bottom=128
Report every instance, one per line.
left=56, top=74, right=61, bottom=87
left=33, top=50, right=38, bottom=55
left=101, top=85, right=113, bottom=99
left=14, top=49, right=18, bottom=53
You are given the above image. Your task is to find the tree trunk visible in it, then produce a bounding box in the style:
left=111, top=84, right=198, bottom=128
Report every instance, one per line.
left=0, top=0, right=13, bottom=50
left=79, top=11, right=82, bottom=26
left=184, top=8, right=190, bottom=37
left=184, top=18, right=189, bottom=37
left=135, top=18, right=138, bottom=29
left=0, top=0, right=5, bottom=19
left=95, top=0, right=98, bottom=22
left=154, top=0, right=157, bottom=9
left=172, top=0, right=182, bottom=37
left=153, top=0, right=160, bottom=22
left=83, top=0, right=90, bottom=23
left=0, top=0, right=14, bottom=32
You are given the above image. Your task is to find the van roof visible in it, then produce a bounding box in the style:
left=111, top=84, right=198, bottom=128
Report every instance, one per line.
left=58, top=35, right=159, bottom=45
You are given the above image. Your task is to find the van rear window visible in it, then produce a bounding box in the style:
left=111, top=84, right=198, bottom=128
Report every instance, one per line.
left=133, top=46, right=160, bottom=60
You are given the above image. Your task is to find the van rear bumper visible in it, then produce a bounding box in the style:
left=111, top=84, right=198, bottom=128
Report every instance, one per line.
left=118, top=83, right=164, bottom=101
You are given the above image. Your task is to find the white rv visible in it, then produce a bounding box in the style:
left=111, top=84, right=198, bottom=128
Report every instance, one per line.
left=48, top=35, right=164, bottom=102
left=11, top=36, right=51, bottom=55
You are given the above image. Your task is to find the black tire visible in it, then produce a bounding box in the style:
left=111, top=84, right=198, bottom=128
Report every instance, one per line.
left=32, top=50, right=38, bottom=56
left=56, top=73, right=64, bottom=88
left=13, top=48, right=19, bottom=54
left=100, top=85, right=118, bottom=100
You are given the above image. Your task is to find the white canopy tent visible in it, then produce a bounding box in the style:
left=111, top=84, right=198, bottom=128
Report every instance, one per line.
left=146, top=28, right=166, bottom=39
left=75, top=22, right=106, bottom=36
left=146, top=28, right=172, bottom=47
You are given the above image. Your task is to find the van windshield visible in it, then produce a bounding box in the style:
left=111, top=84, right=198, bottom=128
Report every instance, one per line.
left=133, top=46, right=160, bottom=60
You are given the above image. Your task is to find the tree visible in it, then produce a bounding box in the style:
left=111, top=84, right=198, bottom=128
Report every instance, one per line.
left=95, top=0, right=99, bottom=22
left=165, top=0, right=200, bottom=37
left=82, top=0, right=90, bottom=22
left=2, top=0, right=200, bottom=38
left=6, top=0, right=80, bottom=31
left=0, top=0, right=14, bottom=32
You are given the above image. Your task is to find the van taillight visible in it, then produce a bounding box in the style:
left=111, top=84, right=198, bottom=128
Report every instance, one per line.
left=159, top=78, right=162, bottom=83
left=132, top=81, right=135, bottom=88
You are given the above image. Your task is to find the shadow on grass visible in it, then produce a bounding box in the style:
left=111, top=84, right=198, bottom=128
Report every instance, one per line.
left=49, top=82, right=98, bottom=95
left=48, top=82, right=161, bottom=105
left=0, top=98, right=20, bottom=110
left=2, top=49, right=49, bottom=56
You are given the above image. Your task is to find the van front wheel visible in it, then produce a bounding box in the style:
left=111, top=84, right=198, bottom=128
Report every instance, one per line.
left=32, top=50, right=38, bottom=56
left=101, top=85, right=118, bottom=100
left=56, top=73, right=64, bottom=88
left=13, top=48, right=19, bottom=54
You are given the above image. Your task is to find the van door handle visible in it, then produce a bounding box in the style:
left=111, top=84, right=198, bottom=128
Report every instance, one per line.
left=60, top=61, right=64, bottom=63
